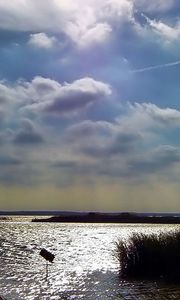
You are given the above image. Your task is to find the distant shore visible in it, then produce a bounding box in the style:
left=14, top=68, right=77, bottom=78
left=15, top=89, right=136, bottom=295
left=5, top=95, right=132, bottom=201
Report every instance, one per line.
left=1, top=211, right=180, bottom=224
left=31, top=212, right=180, bottom=224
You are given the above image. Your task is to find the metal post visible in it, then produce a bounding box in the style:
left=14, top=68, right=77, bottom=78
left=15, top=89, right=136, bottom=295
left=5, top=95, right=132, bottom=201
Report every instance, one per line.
left=46, top=261, right=48, bottom=279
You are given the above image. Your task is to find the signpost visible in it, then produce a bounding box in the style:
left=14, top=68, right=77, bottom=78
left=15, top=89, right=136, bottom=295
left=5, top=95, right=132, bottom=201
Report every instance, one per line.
left=39, top=248, right=55, bottom=278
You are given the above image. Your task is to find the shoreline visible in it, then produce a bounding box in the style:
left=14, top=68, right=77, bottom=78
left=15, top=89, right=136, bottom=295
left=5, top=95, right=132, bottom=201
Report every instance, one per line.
left=31, top=213, right=180, bottom=224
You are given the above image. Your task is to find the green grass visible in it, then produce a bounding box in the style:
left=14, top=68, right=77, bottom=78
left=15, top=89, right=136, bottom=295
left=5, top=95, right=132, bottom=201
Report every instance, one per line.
left=115, top=231, right=180, bottom=280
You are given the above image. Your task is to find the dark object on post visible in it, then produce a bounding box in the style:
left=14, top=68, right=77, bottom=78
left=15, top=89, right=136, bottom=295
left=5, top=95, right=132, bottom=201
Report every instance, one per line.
left=39, top=248, right=55, bottom=263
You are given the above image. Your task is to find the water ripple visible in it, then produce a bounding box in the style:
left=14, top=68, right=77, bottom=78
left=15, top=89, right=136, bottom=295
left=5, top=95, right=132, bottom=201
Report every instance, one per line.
left=0, top=221, right=180, bottom=299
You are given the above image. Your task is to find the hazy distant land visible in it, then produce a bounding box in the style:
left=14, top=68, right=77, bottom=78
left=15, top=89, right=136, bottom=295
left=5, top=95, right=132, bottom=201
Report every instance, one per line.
left=1, top=211, right=180, bottom=223
left=30, top=212, right=180, bottom=224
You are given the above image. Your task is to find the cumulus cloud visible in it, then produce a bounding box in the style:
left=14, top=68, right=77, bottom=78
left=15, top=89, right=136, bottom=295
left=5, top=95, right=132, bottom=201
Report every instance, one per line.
left=28, top=32, right=57, bottom=49
left=145, top=16, right=180, bottom=42
left=50, top=144, right=180, bottom=183
left=0, top=0, right=177, bottom=50
left=0, top=155, right=21, bottom=166
left=58, top=102, right=180, bottom=180
left=24, top=77, right=112, bottom=115
left=102, top=0, right=134, bottom=21
left=52, top=160, right=78, bottom=169
left=133, top=103, right=180, bottom=125
left=129, top=145, right=180, bottom=175
left=0, top=77, right=179, bottom=135
left=0, top=78, right=36, bottom=110
left=64, top=119, right=141, bottom=159
left=65, top=0, right=134, bottom=47
left=57, top=0, right=135, bottom=48
left=1, top=72, right=180, bottom=185
left=30, top=76, right=62, bottom=96
left=0, top=80, right=24, bottom=104
left=1, top=1, right=180, bottom=193
left=67, top=22, right=112, bottom=48
left=0, top=109, right=6, bottom=123
left=81, top=131, right=141, bottom=157
left=0, top=0, right=137, bottom=48
left=117, top=102, right=180, bottom=133
left=75, top=144, right=180, bottom=180
left=0, top=0, right=60, bottom=32
left=65, top=120, right=115, bottom=141
left=0, top=76, right=111, bottom=118
left=13, top=119, right=44, bottom=145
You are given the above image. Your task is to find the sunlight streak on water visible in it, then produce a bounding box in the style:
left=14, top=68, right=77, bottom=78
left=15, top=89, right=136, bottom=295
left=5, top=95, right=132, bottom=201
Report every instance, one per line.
left=0, top=221, right=180, bottom=299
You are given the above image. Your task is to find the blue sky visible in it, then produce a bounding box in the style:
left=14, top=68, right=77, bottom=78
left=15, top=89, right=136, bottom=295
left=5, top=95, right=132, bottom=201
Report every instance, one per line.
left=1, top=0, right=180, bottom=211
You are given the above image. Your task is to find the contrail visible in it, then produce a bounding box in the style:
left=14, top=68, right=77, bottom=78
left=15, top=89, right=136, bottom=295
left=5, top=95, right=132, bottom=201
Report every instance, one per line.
left=130, top=60, right=180, bottom=73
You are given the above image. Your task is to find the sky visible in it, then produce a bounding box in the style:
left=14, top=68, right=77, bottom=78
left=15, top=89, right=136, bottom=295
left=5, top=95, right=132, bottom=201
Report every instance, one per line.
left=1, top=0, right=180, bottom=212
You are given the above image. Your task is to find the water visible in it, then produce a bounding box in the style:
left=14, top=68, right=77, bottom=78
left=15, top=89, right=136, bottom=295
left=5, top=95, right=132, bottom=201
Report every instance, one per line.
left=1, top=219, right=180, bottom=300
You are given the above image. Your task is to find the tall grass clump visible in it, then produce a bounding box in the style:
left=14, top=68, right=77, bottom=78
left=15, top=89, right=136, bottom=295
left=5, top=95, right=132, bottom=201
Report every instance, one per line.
left=115, top=231, right=180, bottom=280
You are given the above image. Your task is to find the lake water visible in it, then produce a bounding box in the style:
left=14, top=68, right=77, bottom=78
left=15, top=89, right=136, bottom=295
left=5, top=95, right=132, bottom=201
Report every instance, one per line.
left=1, top=219, right=180, bottom=300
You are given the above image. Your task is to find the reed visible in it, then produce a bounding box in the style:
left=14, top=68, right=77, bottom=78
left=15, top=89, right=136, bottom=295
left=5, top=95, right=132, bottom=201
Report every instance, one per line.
left=115, top=231, right=180, bottom=279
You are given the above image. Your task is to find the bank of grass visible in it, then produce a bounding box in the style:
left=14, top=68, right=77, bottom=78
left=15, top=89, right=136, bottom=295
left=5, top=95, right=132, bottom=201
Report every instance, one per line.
left=115, top=231, right=180, bottom=280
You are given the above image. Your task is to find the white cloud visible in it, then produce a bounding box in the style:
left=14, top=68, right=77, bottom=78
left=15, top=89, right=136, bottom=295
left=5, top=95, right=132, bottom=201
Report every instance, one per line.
left=13, top=119, right=44, bottom=145
left=65, top=120, right=115, bottom=139
left=0, top=0, right=59, bottom=32
left=116, top=102, right=180, bottom=137
left=62, top=102, right=180, bottom=163
left=28, top=32, right=57, bottom=49
left=0, top=76, right=111, bottom=111
left=25, top=77, right=112, bottom=115
left=0, top=76, right=111, bottom=118
left=63, top=118, right=142, bottom=161
left=0, top=0, right=136, bottom=48
left=67, top=22, right=112, bottom=48
left=145, top=16, right=180, bottom=42
left=100, top=0, right=134, bottom=22
left=62, top=0, right=135, bottom=47
left=65, top=0, right=135, bottom=47
left=129, top=145, right=180, bottom=176
left=1, top=73, right=180, bottom=185
left=30, top=76, right=62, bottom=95
left=0, top=0, right=177, bottom=49
left=1, top=77, right=180, bottom=134
left=132, top=103, right=180, bottom=126
left=64, top=120, right=116, bottom=153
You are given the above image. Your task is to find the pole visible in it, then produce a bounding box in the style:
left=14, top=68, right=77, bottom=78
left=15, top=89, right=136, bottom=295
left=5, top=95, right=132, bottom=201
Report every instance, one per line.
left=46, top=261, right=48, bottom=279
